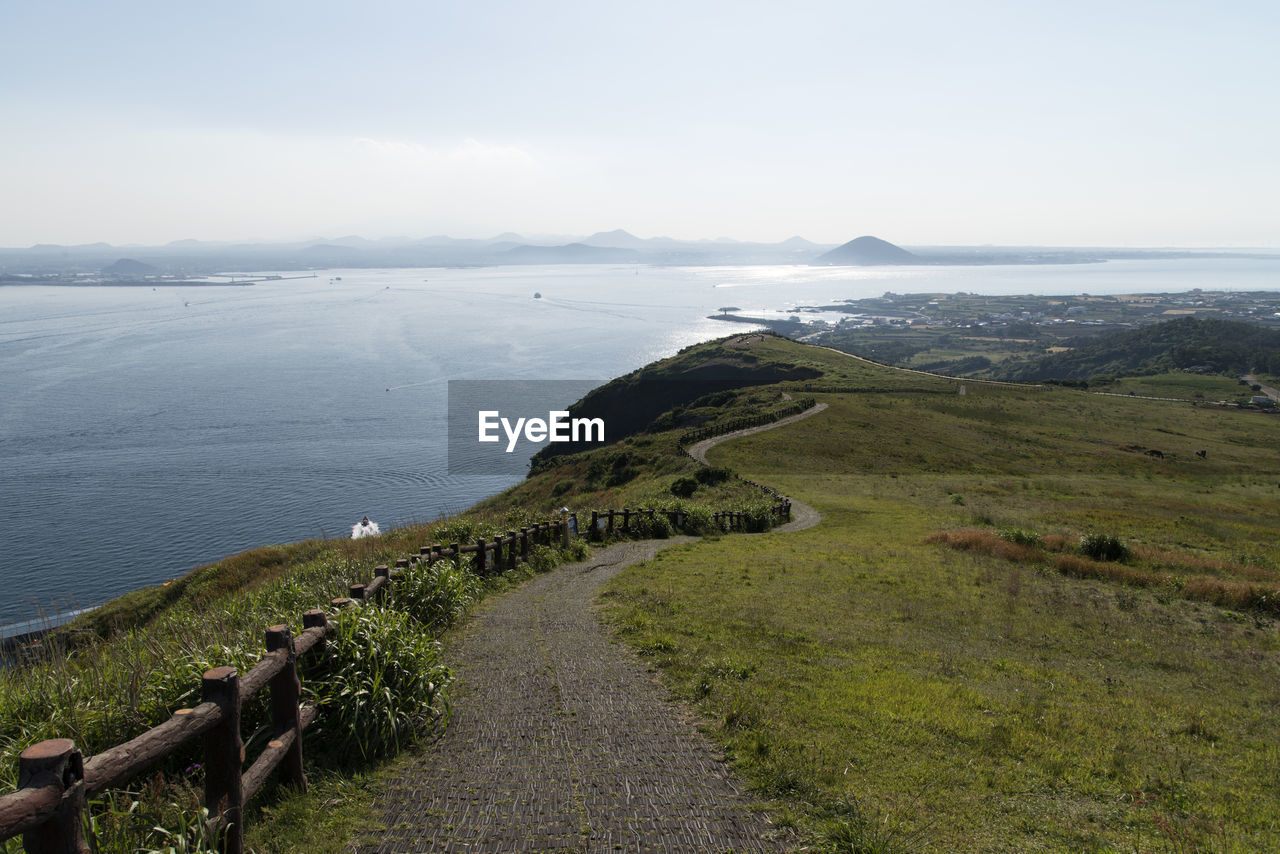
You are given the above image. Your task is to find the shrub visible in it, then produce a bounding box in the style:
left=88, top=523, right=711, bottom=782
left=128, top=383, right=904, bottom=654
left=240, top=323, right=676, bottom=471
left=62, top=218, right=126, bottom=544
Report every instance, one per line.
left=694, top=466, right=733, bottom=486
left=305, top=606, right=450, bottom=763
left=390, top=560, right=481, bottom=633
left=669, top=476, right=699, bottom=498
left=1079, top=533, right=1131, bottom=562
left=630, top=512, right=674, bottom=540
left=550, top=479, right=574, bottom=497
left=924, top=529, right=1041, bottom=563
left=675, top=505, right=718, bottom=536
left=998, top=527, right=1042, bottom=548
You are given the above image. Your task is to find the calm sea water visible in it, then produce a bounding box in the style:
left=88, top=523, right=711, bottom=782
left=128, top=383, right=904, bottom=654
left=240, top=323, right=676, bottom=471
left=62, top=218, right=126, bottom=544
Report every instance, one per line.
left=3, top=258, right=1278, bottom=632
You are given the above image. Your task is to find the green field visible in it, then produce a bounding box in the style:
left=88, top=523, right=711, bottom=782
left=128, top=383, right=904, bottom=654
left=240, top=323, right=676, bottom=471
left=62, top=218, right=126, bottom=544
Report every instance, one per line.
left=595, top=338, right=1280, bottom=852
left=1090, top=372, right=1255, bottom=402
left=6, top=333, right=1278, bottom=853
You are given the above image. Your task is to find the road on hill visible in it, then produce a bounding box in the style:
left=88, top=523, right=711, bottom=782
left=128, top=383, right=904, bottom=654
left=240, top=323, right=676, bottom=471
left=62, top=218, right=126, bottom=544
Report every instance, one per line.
left=685, top=400, right=827, bottom=532
left=363, top=413, right=824, bottom=851
left=363, top=538, right=790, bottom=852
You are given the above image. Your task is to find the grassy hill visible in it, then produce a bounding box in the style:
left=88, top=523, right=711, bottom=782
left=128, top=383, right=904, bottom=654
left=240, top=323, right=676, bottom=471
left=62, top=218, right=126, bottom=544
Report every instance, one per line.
left=456, top=332, right=1280, bottom=850
left=566, top=336, right=1280, bottom=852
left=6, top=332, right=1279, bottom=852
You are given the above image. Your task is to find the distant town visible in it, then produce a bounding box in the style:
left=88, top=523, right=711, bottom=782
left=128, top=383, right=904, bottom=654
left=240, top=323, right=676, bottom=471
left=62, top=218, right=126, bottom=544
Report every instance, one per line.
left=718, top=289, right=1280, bottom=338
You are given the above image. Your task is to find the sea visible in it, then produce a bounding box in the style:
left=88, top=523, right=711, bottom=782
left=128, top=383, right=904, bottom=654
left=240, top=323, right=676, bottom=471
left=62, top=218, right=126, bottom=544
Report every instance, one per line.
left=3, top=257, right=1279, bottom=635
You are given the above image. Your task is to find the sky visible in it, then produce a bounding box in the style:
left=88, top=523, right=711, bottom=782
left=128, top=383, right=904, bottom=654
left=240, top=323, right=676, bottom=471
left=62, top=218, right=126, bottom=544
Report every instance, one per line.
left=2, top=0, right=1277, bottom=247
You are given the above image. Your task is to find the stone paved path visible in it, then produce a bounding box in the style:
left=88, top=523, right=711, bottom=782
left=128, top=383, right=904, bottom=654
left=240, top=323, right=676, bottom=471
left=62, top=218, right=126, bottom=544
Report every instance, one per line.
left=363, top=538, right=792, bottom=853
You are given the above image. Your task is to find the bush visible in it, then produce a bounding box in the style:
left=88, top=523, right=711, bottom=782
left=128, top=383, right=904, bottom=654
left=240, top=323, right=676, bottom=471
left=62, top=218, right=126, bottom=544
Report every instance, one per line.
left=305, top=606, right=450, bottom=763
left=998, top=527, right=1043, bottom=548
left=674, top=504, right=718, bottom=536
left=390, top=560, right=481, bottom=633
left=694, top=466, right=733, bottom=486
left=550, top=479, right=574, bottom=497
left=669, top=476, right=699, bottom=498
left=630, top=512, right=674, bottom=540
left=1079, top=533, right=1132, bottom=562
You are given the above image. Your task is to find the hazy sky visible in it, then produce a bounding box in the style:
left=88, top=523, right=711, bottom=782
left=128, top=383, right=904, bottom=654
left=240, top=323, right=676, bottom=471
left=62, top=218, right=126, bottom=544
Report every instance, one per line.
left=2, top=0, right=1277, bottom=247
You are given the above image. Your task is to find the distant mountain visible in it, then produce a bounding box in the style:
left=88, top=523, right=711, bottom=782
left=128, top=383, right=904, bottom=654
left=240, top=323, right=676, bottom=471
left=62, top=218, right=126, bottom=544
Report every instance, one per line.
left=501, top=243, right=641, bottom=265
left=992, top=317, right=1280, bottom=382
left=581, top=229, right=649, bottom=249
left=816, top=236, right=918, bottom=266
left=103, top=258, right=159, bottom=275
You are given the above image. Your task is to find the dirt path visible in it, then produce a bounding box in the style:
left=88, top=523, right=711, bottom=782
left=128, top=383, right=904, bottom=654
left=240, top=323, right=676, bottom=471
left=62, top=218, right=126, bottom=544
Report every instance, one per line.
left=1244, top=374, right=1280, bottom=403
left=363, top=538, right=792, bottom=852
left=684, top=402, right=826, bottom=534
left=685, top=402, right=829, bottom=465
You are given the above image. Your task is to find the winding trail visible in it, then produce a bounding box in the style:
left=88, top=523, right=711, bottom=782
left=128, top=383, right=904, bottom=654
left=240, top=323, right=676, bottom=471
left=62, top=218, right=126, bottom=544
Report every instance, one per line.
left=363, top=539, right=789, bottom=852
left=685, top=402, right=829, bottom=466
left=363, top=401, right=825, bottom=851
left=686, top=401, right=827, bottom=533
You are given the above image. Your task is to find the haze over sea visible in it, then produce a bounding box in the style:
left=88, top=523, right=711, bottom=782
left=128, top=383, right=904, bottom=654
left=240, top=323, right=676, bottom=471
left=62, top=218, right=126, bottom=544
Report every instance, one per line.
left=3, top=258, right=1278, bottom=633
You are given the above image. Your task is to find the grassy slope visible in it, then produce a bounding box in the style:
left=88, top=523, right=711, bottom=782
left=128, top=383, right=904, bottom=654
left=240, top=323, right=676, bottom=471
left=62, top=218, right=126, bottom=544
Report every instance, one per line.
left=597, top=342, right=1280, bottom=852
left=14, top=333, right=1278, bottom=851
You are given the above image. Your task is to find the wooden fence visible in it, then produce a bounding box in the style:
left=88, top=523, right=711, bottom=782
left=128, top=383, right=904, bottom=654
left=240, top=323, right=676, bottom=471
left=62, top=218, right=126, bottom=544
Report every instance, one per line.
left=676, top=397, right=816, bottom=451
left=0, top=519, right=568, bottom=854
left=588, top=500, right=790, bottom=538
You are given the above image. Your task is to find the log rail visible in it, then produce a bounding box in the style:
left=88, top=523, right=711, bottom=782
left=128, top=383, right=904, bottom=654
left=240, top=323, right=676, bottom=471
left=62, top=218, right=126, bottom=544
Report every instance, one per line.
left=0, top=495, right=792, bottom=853
left=0, top=519, right=568, bottom=854
left=587, top=501, right=791, bottom=538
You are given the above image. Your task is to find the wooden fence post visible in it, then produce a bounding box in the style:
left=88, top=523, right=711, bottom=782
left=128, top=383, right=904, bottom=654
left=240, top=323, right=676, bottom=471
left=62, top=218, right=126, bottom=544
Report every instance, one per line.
left=348, top=583, right=366, bottom=601
left=475, top=539, right=487, bottom=575
left=450, top=543, right=460, bottom=567
left=590, top=511, right=599, bottom=540
left=507, top=532, right=518, bottom=570
left=18, top=739, right=88, bottom=854
left=520, top=527, right=529, bottom=560
left=622, top=508, right=630, bottom=532
left=202, top=666, right=244, bottom=854
left=264, top=626, right=306, bottom=792
left=375, top=565, right=391, bottom=603
left=303, top=609, right=327, bottom=651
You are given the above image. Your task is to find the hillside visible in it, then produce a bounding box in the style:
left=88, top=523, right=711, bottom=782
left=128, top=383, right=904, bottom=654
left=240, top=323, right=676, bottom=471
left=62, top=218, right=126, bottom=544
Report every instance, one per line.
left=471, top=333, right=1280, bottom=850
left=8, top=334, right=1280, bottom=852
left=814, top=234, right=918, bottom=265
left=528, top=333, right=822, bottom=463
left=992, top=316, right=1280, bottom=382
left=102, top=257, right=159, bottom=275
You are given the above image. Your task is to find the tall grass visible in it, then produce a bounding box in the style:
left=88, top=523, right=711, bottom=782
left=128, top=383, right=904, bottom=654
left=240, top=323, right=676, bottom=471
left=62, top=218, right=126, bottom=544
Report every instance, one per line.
left=927, top=527, right=1280, bottom=615
left=0, top=515, right=586, bottom=851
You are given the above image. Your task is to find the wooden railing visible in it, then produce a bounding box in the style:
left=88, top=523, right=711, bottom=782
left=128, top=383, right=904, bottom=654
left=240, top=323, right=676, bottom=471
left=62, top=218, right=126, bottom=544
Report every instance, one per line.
left=0, top=519, right=568, bottom=854
left=676, top=397, right=816, bottom=451
left=587, top=500, right=791, bottom=539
